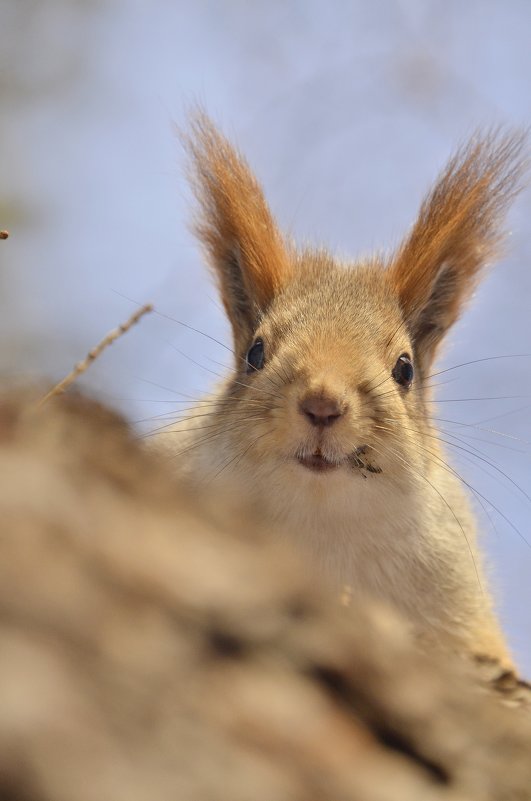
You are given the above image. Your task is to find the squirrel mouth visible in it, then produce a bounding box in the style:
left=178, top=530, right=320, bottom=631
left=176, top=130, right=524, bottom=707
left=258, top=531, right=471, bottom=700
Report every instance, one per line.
left=296, top=445, right=380, bottom=475
left=296, top=449, right=339, bottom=473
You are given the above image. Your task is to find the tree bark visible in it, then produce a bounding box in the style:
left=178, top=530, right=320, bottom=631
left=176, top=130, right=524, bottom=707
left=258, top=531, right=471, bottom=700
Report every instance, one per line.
left=0, top=389, right=530, bottom=801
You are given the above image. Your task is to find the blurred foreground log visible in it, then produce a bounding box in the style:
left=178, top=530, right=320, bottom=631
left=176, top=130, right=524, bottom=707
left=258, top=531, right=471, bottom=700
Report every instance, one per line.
left=0, top=390, right=530, bottom=801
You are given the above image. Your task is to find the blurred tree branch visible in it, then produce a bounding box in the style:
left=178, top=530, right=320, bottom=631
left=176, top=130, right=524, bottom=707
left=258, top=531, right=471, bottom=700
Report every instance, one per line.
left=0, top=388, right=530, bottom=801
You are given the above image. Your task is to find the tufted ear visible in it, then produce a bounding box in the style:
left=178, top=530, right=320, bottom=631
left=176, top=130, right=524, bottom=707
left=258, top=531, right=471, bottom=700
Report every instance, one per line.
left=388, top=132, right=526, bottom=371
left=184, top=113, right=291, bottom=356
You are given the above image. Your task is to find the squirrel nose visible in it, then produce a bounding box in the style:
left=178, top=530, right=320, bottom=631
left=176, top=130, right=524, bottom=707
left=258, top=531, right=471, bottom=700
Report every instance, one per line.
left=299, top=393, right=344, bottom=427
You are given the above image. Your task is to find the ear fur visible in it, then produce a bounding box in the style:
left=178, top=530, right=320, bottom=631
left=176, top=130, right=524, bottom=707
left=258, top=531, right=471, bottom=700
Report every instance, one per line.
left=388, top=131, right=526, bottom=368
left=184, top=113, right=291, bottom=354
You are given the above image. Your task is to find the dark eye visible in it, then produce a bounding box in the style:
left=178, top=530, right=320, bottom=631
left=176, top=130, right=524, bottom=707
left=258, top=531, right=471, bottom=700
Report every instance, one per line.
left=392, top=353, right=414, bottom=388
left=246, top=338, right=265, bottom=372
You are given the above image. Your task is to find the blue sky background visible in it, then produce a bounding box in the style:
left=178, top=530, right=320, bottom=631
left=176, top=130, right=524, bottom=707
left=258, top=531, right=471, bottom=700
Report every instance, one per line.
left=1, top=0, right=530, bottom=669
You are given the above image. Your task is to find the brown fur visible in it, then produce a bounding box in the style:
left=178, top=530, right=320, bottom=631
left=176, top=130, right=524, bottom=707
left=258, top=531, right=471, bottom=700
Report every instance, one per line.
left=388, top=132, right=526, bottom=367
left=168, top=115, right=527, bottom=667
left=184, top=113, right=292, bottom=354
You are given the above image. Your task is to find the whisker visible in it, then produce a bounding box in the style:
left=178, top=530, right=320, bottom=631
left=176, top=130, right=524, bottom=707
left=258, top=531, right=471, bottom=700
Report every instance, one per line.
left=135, top=403, right=270, bottom=428
left=376, top=425, right=531, bottom=551
left=419, top=442, right=531, bottom=550
left=380, top=417, right=531, bottom=508
left=208, top=353, right=288, bottom=396
left=431, top=425, right=524, bottom=454
left=426, top=395, right=530, bottom=403
left=145, top=416, right=268, bottom=440
left=370, top=436, right=483, bottom=593
left=142, top=408, right=271, bottom=440
left=206, top=429, right=274, bottom=485
left=111, top=290, right=235, bottom=354
left=370, top=374, right=460, bottom=403
left=383, top=411, right=526, bottom=453
left=134, top=375, right=202, bottom=400
left=134, top=397, right=272, bottom=426
left=428, top=353, right=531, bottom=380
left=163, top=340, right=284, bottom=402
left=375, top=430, right=504, bottom=547
left=475, top=402, right=531, bottom=426
left=158, top=416, right=266, bottom=460
left=432, top=416, right=530, bottom=445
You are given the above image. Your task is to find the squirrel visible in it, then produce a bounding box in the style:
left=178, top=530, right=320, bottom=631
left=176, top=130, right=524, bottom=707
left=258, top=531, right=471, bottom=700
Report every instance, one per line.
left=163, top=114, right=526, bottom=668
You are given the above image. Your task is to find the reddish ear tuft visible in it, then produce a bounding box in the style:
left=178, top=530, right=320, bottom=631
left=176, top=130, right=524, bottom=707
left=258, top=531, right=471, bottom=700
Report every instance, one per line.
left=183, top=112, right=291, bottom=352
left=388, top=131, right=526, bottom=367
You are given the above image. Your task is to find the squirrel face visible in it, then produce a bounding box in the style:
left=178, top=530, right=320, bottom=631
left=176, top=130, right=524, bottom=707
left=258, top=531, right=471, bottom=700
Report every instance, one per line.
left=182, top=117, right=524, bottom=490
left=225, top=259, right=424, bottom=485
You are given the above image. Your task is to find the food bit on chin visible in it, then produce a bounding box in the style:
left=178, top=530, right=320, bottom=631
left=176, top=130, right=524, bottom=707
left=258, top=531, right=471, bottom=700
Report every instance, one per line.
left=348, top=446, right=382, bottom=475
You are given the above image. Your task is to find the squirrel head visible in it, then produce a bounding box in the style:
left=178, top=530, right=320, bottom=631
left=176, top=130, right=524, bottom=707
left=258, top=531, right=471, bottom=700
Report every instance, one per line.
left=183, top=115, right=525, bottom=481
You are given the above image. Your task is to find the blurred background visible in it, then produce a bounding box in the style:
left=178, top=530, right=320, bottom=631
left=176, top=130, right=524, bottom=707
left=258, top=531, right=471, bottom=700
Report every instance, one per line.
left=1, top=0, right=530, bottom=668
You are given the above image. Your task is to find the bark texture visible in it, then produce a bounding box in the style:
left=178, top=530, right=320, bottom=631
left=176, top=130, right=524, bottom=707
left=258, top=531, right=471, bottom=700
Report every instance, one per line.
left=0, top=389, right=530, bottom=801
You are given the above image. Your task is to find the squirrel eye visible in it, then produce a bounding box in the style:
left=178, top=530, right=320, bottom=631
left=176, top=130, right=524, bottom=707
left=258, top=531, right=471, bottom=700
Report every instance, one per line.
left=246, top=338, right=265, bottom=372
left=392, top=353, right=414, bottom=388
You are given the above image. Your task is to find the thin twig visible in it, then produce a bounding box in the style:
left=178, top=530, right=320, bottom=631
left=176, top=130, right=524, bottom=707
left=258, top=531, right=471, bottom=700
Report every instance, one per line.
left=0, top=231, right=8, bottom=239
left=39, top=303, right=153, bottom=405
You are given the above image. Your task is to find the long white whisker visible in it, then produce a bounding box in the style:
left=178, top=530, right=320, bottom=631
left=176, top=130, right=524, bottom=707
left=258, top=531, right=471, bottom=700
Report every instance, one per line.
left=372, top=435, right=483, bottom=592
